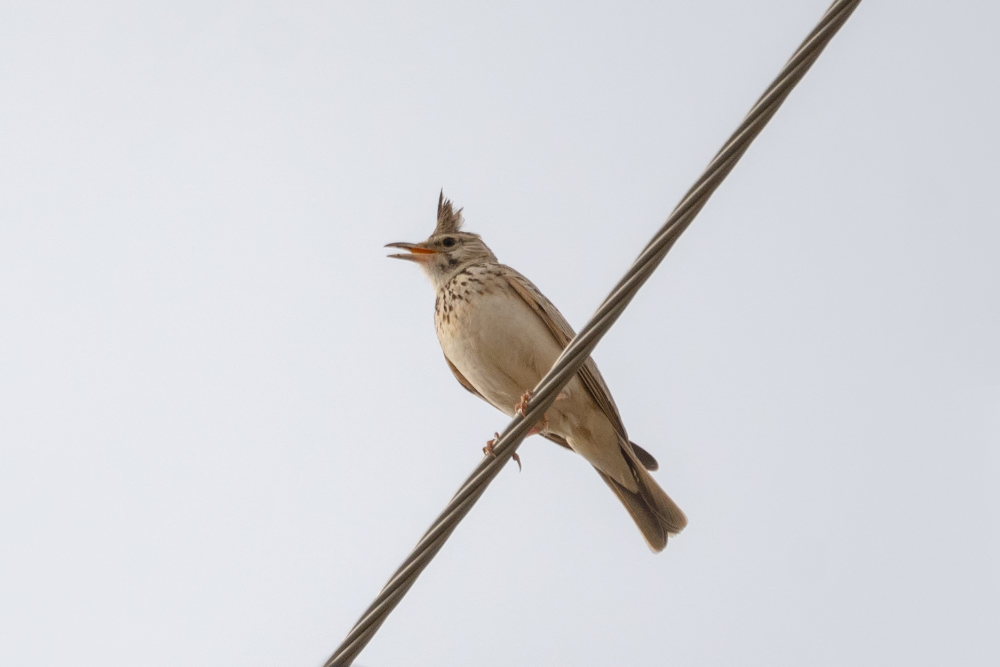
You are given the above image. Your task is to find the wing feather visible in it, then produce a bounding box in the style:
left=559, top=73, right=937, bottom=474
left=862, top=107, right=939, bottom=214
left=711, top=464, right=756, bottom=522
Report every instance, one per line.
left=444, top=268, right=658, bottom=471
left=503, top=268, right=630, bottom=442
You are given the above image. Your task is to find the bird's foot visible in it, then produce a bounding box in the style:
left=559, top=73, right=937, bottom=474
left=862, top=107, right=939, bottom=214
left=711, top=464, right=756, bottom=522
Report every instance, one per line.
left=483, top=432, right=521, bottom=472
left=483, top=432, right=500, bottom=457
left=516, top=390, right=551, bottom=437
left=516, top=389, right=567, bottom=417
left=515, top=391, right=532, bottom=417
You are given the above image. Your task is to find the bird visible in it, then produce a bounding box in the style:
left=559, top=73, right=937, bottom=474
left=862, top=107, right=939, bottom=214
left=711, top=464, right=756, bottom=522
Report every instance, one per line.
left=385, top=192, right=687, bottom=552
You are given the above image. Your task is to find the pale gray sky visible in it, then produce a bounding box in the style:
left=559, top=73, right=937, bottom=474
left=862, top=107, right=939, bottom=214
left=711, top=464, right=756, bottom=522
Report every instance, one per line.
left=1, top=1, right=998, bottom=666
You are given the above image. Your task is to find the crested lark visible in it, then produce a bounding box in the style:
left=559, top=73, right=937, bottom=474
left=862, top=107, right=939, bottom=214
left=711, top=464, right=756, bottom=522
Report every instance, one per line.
left=386, top=193, right=687, bottom=552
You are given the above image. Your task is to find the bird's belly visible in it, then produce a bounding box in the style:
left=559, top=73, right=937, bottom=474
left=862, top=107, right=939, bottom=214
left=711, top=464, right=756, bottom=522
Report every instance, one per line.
left=437, top=286, right=633, bottom=487
left=437, top=291, right=562, bottom=415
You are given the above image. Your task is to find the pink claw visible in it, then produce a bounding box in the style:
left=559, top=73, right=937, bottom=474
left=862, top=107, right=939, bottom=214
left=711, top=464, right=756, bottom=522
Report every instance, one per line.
left=483, top=432, right=521, bottom=472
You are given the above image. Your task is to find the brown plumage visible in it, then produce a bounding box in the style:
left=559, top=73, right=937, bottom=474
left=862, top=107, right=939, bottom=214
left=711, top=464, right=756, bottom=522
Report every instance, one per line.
left=386, top=193, right=687, bottom=551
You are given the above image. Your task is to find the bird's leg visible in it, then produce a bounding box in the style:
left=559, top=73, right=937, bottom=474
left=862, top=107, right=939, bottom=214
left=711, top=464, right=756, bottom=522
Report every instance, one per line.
left=483, top=432, right=500, bottom=457
left=483, top=432, right=521, bottom=471
left=515, top=391, right=532, bottom=417
left=516, top=389, right=558, bottom=436
left=527, top=415, right=548, bottom=436
left=516, top=389, right=558, bottom=438
left=516, top=389, right=568, bottom=416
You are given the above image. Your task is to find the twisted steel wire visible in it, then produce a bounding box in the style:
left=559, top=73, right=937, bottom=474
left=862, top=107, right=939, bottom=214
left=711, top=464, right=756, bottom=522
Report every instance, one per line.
left=326, top=1, right=860, bottom=664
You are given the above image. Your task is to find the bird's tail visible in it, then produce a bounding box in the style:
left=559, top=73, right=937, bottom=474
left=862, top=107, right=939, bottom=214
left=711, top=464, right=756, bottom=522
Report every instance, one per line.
left=595, top=448, right=687, bottom=553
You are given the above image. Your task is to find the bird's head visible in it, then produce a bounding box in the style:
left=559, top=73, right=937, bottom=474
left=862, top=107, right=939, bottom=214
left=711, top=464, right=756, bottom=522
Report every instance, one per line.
left=386, top=192, right=497, bottom=289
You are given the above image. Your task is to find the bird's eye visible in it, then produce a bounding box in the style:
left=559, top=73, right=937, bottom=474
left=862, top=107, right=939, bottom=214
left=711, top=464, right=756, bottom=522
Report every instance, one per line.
left=442, top=237, right=456, bottom=248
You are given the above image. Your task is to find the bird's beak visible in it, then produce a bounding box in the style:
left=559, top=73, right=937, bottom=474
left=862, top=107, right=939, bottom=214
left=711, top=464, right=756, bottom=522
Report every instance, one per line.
left=385, top=241, right=437, bottom=263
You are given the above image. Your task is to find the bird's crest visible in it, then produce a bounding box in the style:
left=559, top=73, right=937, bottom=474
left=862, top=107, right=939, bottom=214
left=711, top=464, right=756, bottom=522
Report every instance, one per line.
left=434, top=190, right=464, bottom=234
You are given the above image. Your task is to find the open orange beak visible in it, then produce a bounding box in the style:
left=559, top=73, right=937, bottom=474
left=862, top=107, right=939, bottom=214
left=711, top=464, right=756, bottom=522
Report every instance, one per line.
left=385, top=242, right=437, bottom=263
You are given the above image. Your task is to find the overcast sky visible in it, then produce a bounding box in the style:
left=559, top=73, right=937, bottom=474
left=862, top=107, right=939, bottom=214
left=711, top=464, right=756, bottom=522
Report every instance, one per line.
left=1, top=1, right=998, bottom=666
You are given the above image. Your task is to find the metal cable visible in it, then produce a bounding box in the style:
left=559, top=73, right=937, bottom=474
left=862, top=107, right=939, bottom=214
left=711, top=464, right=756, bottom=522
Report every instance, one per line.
left=325, top=1, right=860, bottom=664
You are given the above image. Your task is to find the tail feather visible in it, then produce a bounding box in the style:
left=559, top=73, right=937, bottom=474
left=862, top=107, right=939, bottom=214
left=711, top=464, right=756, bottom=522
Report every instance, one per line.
left=596, top=451, right=687, bottom=553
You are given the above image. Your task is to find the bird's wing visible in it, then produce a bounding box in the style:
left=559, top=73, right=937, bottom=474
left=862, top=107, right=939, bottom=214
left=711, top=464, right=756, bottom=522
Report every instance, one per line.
left=444, top=354, right=488, bottom=401
left=449, top=271, right=658, bottom=469
left=546, top=432, right=658, bottom=470
left=542, top=432, right=574, bottom=452
left=503, top=267, right=630, bottom=442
